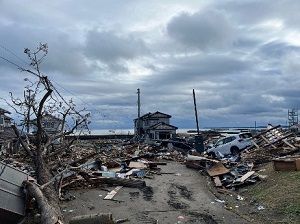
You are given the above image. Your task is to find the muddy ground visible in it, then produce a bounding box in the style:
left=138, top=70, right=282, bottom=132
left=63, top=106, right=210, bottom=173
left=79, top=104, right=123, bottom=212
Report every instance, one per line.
left=61, top=161, right=251, bottom=224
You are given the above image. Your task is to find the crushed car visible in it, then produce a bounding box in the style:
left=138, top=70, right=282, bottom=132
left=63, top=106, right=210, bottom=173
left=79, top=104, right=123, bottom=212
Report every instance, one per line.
left=206, top=133, right=253, bottom=158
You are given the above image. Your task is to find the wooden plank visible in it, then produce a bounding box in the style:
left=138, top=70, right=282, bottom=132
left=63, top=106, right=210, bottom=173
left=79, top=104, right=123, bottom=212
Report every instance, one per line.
left=207, top=162, right=230, bottom=177
left=251, top=125, right=281, bottom=139
left=260, top=135, right=271, bottom=143
left=264, top=133, right=293, bottom=148
left=282, top=139, right=296, bottom=149
left=128, top=161, right=147, bottom=169
left=296, top=159, right=300, bottom=171
left=260, top=135, right=277, bottom=148
left=273, top=158, right=296, bottom=171
left=187, top=154, right=219, bottom=163
left=125, top=168, right=140, bottom=176
left=252, top=140, right=260, bottom=149
left=104, top=186, right=123, bottom=200
left=240, top=171, right=255, bottom=182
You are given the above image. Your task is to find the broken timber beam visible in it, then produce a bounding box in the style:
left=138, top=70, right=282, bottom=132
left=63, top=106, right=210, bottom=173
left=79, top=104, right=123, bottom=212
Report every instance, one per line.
left=240, top=171, right=255, bottom=182
left=104, top=186, right=123, bottom=200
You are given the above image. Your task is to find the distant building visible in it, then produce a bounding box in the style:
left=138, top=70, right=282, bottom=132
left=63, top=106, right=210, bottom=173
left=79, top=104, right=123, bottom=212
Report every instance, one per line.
left=134, top=111, right=178, bottom=140
left=0, top=108, right=12, bottom=131
left=0, top=108, right=18, bottom=154
left=31, top=113, right=63, bottom=144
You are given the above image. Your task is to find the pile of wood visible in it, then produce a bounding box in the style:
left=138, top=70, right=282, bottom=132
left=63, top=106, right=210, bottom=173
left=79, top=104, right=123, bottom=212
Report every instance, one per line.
left=241, top=125, right=300, bottom=164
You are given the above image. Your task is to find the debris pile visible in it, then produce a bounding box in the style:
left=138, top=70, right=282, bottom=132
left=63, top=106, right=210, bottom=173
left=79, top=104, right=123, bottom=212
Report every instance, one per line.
left=1, top=124, right=300, bottom=223
left=241, top=125, right=300, bottom=164
left=0, top=137, right=191, bottom=223
left=187, top=124, right=300, bottom=189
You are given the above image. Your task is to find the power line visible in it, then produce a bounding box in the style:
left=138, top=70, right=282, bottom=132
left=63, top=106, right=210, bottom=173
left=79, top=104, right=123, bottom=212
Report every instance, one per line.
left=0, top=50, right=122, bottom=130
left=0, top=44, right=29, bottom=66
left=0, top=55, right=23, bottom=70
left=0, top=44, right=139, bottom=131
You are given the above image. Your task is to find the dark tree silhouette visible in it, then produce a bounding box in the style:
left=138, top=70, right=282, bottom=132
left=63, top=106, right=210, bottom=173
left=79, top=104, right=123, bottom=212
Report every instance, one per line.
left=6, top=43, right=90, bottom=224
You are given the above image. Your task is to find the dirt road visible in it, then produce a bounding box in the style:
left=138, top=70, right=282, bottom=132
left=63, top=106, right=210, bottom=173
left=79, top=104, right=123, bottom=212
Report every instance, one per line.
left=61, top=161, right=250, bottom=224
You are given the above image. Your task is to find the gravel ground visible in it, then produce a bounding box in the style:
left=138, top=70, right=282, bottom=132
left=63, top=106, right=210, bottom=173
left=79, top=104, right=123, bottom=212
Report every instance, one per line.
left=61, top=161, right=251, bottom=224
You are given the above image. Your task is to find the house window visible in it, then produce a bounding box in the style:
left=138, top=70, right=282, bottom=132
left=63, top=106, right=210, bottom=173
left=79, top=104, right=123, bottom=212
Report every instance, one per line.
left=150, top=120, right=158, bottom=125
left=0, top=115, right=4, bottom=131
left=42, top=121, right=55, bottom=129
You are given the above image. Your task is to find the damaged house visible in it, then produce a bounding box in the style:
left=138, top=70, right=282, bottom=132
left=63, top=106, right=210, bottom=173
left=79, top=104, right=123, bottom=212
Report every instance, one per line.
left=0, top=108, right=18, bottom=154
left=134, top=111, right=178, bottom=140
left=31, top=113, right=63, bottom=144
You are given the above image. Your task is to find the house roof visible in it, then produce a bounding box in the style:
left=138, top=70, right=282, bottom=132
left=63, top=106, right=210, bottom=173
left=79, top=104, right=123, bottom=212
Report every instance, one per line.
left=43, top=113, right=63, bottom=121
left=0, top=108, right=11, bottom=114
left=0, top=127, right=17, bottom=141
left=135, top=111, right=172, bottom=120
left=4, top=115, right=12, bottom=121
left=32, top=113, right=63, bottom=122
left=149, top=122, right=178, bottom=130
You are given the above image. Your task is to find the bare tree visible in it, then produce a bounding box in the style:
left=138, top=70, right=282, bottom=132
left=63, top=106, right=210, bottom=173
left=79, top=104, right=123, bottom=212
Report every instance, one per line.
left=6, top=43, right=90, bottom=224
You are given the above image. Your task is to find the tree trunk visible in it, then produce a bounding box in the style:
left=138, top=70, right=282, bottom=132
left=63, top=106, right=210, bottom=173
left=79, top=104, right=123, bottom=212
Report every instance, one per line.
left=34, top=152, right=64, bottom=223
left=23, top=180, right=63, bottom=224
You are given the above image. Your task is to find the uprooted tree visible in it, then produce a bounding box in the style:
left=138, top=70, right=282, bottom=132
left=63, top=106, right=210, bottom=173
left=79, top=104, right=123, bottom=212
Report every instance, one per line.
left=5, top=43, right=90, bottom=224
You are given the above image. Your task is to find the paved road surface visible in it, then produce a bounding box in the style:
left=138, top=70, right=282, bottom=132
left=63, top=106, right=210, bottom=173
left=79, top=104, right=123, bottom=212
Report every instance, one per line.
left=61, top=161, right=250, bottom=224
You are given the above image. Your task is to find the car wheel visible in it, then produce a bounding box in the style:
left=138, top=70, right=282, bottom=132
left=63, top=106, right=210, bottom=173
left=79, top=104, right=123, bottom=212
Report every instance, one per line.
left=231, top=147, right=239, bottom=155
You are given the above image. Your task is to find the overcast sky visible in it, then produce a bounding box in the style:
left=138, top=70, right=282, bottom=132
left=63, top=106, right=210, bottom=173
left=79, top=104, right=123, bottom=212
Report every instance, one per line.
left=1, top=0, right=300, bottom=132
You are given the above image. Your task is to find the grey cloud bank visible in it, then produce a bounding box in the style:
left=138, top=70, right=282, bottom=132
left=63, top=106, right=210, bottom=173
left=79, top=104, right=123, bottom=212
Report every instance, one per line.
left=1, top=0, right=300, bottom=132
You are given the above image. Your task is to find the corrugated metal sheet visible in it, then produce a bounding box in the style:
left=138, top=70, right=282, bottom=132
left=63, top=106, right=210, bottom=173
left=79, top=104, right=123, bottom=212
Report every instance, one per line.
left=0, top=161, right=29, bottom=224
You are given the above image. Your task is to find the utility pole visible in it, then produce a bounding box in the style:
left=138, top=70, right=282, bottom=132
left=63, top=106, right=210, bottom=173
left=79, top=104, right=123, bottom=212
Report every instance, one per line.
left=137, top=88, right=141, bottom=140
left=193, top=89, right=200, bottom=135
left=192, top=89, right=204, bottom=153
left=25, top=89, right=33, bottom=133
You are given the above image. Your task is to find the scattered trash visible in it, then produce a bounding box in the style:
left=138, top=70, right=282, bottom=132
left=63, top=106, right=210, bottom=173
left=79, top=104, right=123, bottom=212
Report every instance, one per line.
left=215, top=199, right=226, bottom=203
left=176, top=215, right=185, bottom=223
left=115, top=218, right=130, bottom=223
left=237, top=195, right=244, bottom=201
left=257, top=205, right=265, bottom=210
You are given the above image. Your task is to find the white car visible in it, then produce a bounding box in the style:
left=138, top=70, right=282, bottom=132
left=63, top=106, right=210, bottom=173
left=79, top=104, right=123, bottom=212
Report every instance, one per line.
left=206, top=133, right=252, bottom=157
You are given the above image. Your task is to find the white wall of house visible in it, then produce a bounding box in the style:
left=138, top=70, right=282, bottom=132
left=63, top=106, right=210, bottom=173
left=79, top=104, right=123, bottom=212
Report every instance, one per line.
left=31, top=116, right=62, bottom=134
left=0, top=114, right=4, bottom=132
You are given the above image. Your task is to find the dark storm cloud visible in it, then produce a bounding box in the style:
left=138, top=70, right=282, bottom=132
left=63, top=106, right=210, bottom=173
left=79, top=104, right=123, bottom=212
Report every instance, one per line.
left=0, top=23, right=90, bottom=76
left=142, top=54, right=250, bottom=88
left=84, top=29, right=149, bottom=72
left=258, top=41, right=300, bottom=58
left=167, top=10, right=235, bottom=50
